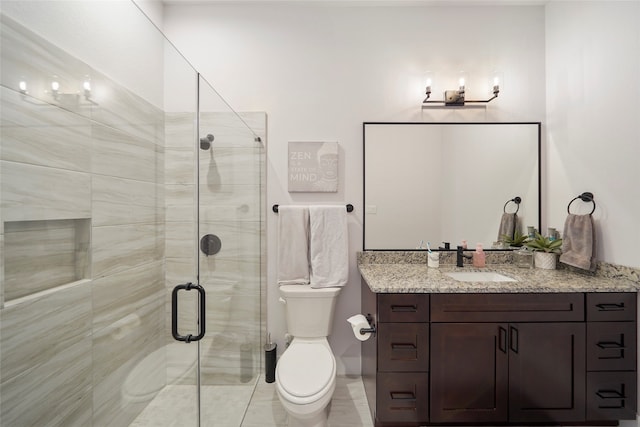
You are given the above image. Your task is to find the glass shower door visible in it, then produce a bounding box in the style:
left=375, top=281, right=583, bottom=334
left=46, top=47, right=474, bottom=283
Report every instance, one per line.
left=0, top=2, right=264, bottom=426
left=196, top=75, right=266, bottom=426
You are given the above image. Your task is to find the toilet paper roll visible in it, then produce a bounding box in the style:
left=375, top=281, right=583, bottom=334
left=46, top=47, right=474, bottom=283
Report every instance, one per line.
left=347, top=314, right=372, bottom=342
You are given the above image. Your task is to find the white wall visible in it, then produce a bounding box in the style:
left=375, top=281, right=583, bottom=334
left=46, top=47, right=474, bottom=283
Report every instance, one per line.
left=163, top=3, right=546, bottom=375
left=545, top=1, right=640, bottom=268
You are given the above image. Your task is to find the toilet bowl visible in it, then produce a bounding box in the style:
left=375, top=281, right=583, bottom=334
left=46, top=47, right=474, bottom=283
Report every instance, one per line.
left=276, top=338, right=336, bottom=427
left=275, top=285, right=341, bottom=427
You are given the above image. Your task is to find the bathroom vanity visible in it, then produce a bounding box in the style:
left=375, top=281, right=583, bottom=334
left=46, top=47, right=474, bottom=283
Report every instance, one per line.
left=359, top=253, right=639, bottom=427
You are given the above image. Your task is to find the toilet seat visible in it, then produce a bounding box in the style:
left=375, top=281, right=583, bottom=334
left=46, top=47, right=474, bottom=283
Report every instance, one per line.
left=276, top=341, right=335, bottom=405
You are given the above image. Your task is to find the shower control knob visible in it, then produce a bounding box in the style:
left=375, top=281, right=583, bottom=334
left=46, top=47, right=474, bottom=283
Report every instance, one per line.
left=200, top=234, right=222, bottom=256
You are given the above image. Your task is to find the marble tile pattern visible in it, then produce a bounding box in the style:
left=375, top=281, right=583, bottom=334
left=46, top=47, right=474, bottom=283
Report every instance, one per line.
left=0, top=87, right=92, bottom=172
left=1, top=13, right=166, bottom=427
left=358, top=251, right=640, bottom=293
left=1, top=159, right=92, bottom=222
left=0, top=281, right=93, bottom=426
left=130, top=375, right=374, bottom=427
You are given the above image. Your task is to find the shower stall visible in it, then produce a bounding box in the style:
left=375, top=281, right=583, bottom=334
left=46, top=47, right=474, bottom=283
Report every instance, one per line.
left=0, top=2, right=265, bottom=426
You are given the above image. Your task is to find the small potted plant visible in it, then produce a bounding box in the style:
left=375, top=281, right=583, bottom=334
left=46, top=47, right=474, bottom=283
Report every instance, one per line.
left=524, top=232, right=563, bottom=269
left=500, top=230, right=530, bottom=248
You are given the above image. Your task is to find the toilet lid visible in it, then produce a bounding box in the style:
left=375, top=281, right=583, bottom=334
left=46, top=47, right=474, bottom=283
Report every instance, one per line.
left=277, top=343, right=334, bottom=398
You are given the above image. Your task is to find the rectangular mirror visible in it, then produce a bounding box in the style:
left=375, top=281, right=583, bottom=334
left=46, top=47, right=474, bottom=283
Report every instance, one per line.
left=363, top=122, right=541, bottom=250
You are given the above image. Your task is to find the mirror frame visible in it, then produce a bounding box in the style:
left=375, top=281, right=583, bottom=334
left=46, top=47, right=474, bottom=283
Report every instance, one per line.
left=362, top=121, right=542, bottom=251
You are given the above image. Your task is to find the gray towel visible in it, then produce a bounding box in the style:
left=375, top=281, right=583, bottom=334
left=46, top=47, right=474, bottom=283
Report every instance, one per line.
left=497, top=213, right=516, bottom=241
left=559, top=214, right=596, bottom=271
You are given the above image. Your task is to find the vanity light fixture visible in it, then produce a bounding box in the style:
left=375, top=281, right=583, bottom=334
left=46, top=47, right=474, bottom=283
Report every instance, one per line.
left=423, top=75, right=500, bottom=108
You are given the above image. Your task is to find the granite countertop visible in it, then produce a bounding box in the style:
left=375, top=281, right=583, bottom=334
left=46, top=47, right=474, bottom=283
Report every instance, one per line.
left=358, top=251, right=640, bottom=294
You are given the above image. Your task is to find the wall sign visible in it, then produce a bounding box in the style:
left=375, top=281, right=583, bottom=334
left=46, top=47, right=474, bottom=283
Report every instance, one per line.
left=288, top=141, right=338, bottom=192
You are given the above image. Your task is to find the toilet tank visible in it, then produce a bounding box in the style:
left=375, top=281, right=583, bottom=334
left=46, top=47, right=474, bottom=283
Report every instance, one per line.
left=279, top=285, right=341, bottom=338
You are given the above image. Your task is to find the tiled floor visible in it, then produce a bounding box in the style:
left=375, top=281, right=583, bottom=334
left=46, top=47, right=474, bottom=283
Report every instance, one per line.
left=131, top=375, right=374, bottom=427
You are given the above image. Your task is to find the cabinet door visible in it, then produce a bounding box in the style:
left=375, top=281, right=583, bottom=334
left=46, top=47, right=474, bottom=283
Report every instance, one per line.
left=509, top=322, right=586, bottom=423
left=430, top=323, right=509, bottom=423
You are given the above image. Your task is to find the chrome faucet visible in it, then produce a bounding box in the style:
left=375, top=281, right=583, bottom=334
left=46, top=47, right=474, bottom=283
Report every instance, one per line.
left=456, top=246, right=472, bottom=267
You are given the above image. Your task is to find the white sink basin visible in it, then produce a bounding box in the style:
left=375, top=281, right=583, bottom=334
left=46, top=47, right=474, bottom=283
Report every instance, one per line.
left=445, top=271, right=516, bottom=282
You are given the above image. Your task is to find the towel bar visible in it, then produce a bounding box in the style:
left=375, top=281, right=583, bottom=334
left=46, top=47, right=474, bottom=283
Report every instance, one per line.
left=567, top=192, right=596, bottom=215
left=272, top=204, right=354, bottom=213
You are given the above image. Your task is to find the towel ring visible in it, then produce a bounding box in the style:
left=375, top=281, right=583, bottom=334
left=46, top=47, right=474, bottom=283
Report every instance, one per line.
left=567, top=192, right=596, bottom=215
left=503, top=196, right=521, bottom=214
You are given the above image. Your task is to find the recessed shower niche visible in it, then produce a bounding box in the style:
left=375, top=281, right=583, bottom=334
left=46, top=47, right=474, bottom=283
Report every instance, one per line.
left=4, top=218, right=90, bottom=302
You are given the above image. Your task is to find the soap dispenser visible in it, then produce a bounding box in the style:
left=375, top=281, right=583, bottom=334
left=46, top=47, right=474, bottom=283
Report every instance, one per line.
left=473, top=243, right=486, bottom=268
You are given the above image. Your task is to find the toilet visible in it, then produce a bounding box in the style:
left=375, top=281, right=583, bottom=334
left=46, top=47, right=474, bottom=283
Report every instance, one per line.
left=276, top=284, right=341, bottom=427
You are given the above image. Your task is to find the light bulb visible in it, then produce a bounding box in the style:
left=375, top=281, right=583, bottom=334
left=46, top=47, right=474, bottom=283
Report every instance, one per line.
left=51, top=81, right=60, bottom=91
left=19, top=81, right=27, bottom=92
left=459, top=77, right=465, bottom=88
left=83, top=80, right=91, bottom=91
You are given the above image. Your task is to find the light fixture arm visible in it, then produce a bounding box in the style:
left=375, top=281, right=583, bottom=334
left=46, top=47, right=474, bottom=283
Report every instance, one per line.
left=422, top=85, right=499, bottom=107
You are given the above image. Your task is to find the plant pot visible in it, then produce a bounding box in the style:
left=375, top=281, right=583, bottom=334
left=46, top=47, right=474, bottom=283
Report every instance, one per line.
left=534, top=252, right=557, bottom=270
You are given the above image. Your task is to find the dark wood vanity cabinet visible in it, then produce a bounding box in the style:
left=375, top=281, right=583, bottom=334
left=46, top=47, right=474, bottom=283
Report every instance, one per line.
left=361, top=281, right=638, bottom=427
left=585, top=293, right=637, bottom=421
left=430, top=294, right=586, bottom=424
left=364, top=290, right=430, bottom=423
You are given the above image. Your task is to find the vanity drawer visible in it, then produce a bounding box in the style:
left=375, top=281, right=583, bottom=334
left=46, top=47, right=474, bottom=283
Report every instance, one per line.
left=378, top=294, right=429, bottom=323
left=378, top=323, right=429, bottom=372
left=431, top=293, right=584, bottom=322
left=587, top=322, right=636, bottom=371
left=587, top=293, right=636, bottom=322
left=587, top=371, right=637, bottom=420
left=377, top=372, right=429, bottom=423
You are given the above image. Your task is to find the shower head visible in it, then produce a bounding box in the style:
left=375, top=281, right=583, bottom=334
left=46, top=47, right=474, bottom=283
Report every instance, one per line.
left=200, top=134, right=214, bottom=150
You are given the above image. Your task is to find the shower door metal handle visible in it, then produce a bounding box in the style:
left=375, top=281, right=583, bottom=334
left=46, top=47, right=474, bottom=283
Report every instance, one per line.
left=171, top=282, right=206, bottom=343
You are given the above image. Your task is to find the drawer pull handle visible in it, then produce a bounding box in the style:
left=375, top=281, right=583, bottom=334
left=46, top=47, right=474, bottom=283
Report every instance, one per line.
left=391, top=304, right=418, bottom=312
left=597, top=340, right=625, bottom=349
left=390, top=391, right=416, bottom=400
left=596, top=389, right=626, bottom=399
left=596, top=303, right=625, bottom=311
left=391, top=343, right=417, bottom=350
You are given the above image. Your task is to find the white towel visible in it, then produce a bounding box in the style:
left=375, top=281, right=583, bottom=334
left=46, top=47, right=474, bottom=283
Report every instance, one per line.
left=277, top=206, right=310, bottom=285
left=309, top=205, right=349, bottom=288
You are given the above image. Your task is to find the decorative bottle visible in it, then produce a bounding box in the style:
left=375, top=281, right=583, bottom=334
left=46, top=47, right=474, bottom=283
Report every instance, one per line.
left=473, top=243, right=486, bottom=268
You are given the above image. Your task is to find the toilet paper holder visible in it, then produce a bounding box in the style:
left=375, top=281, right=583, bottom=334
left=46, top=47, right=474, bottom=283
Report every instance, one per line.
left=359, top=314, right=376, bottom=336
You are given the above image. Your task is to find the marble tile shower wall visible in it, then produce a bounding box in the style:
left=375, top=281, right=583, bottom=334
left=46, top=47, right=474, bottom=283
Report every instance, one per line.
left=165, top=111, right=266, bottom=384
left=1, top=14, right=165, bottom=427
